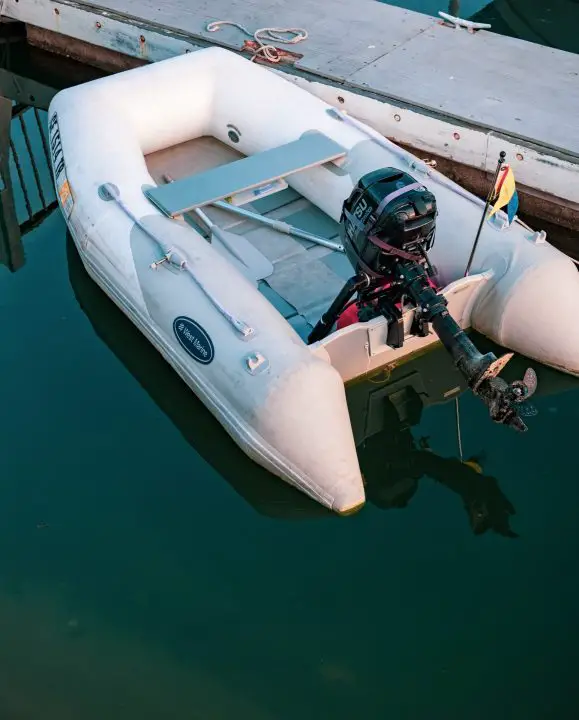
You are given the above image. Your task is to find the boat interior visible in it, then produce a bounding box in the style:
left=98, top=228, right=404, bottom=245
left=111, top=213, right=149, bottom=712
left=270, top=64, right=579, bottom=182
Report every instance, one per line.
left=144, top=135, right=355, bottom=341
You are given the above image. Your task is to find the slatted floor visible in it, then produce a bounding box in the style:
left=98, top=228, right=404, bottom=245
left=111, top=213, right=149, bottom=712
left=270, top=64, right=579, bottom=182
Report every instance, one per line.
left=145, top=136, right=354, bottom=339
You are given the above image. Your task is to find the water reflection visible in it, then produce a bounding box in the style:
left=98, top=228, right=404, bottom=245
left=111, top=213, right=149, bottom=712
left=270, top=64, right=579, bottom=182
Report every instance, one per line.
left=67, top=231, right=579, bottom=533
left=351, top=338, right=579, bottom=533
left=66, top=231, right=332, bottom=521
left=356, top=387, right=519, bottom=538
left=0, top=39, right=103, bottom=273
left=0, top=95, right=58, bottom=272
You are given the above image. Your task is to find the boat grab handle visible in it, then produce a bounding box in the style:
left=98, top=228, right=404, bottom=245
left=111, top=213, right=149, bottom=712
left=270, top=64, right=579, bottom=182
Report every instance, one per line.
left=99, top=182, right=255, bottom=339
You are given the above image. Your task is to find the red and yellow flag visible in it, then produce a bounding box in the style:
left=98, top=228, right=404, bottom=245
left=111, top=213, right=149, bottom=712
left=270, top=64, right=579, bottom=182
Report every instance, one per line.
left=488, top=164, right=519, bottom=225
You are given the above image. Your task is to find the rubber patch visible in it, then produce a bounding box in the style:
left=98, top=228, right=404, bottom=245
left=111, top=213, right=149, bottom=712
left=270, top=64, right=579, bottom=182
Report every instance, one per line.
left=173, top=316, right=214, bottom=365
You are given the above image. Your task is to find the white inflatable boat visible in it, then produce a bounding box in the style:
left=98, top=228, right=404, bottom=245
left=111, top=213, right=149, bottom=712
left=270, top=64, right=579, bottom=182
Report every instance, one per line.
left=48, top=46, right=579, bottom=514
left=67, top=229, right=579, bottom=531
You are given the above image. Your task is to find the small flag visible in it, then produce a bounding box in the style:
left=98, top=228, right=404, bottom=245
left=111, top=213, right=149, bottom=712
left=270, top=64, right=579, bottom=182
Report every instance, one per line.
left=488, top=164, right=519, bottom=226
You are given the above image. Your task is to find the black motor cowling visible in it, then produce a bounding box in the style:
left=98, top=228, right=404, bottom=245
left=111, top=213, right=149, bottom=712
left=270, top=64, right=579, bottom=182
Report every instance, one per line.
left=340, top=168, right=438, bottom=278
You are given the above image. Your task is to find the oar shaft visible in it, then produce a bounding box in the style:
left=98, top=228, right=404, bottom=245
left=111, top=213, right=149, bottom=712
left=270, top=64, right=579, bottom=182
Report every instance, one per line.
left=213, top=200, right=344, bottom=252
left=193, top=206, right=215, bottom=231
left=163, top=173, right=344, bottom=252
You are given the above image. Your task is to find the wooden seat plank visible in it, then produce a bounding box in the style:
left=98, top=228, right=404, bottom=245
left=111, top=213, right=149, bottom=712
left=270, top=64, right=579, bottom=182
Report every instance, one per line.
left=144, top=131, right=346, bottom=218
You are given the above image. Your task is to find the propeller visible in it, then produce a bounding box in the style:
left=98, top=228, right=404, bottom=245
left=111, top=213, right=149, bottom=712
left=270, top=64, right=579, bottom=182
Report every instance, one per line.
left=479, top=367, right=538, bottom=432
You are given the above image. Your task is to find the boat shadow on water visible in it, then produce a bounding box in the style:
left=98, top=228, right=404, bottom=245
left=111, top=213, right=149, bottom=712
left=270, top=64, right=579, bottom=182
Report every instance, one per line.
left=66, top=232, right=579, bottom=534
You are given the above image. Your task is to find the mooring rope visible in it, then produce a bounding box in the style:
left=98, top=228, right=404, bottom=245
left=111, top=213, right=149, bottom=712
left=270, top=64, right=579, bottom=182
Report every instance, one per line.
left=455, top=396, right=464, bottom=462
left=206, top=20, right=308, bottom=63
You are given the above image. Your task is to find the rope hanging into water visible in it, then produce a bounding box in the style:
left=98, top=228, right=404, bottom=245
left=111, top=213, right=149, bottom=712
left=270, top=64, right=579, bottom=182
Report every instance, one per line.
left=455, top=397, right=464, bottom=462
left=206, top=21, right=308, bottom=63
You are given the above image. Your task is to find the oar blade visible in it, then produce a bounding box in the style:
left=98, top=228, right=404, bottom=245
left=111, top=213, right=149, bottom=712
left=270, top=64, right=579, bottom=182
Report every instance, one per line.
left=211, top=225, right=274, bottom=282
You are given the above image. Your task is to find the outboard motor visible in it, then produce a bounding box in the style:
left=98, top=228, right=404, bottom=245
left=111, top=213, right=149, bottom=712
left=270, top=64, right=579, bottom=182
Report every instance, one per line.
left=308, top=168, right=537, bottom=432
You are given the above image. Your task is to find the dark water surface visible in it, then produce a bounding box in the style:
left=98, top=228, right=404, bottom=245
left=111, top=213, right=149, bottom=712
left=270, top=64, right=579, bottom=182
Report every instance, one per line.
left=383, top=0, right=579, bottom=54
left=1, top=45, right=579, bottom=720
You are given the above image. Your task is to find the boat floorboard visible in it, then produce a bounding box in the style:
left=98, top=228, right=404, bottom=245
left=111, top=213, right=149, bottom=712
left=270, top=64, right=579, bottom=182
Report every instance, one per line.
left=145, top=136, right=353, bottom=338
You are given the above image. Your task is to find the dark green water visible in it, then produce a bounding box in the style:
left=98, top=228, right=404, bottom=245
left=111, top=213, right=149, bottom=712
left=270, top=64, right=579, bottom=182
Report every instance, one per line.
left=2, top=51, right=579, bottom=720
left=383, top=0, right=579, bottom=54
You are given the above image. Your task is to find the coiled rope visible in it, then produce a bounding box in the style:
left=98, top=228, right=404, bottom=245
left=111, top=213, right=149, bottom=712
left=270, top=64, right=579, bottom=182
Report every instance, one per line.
left=206, top=21, right=308, bottom=63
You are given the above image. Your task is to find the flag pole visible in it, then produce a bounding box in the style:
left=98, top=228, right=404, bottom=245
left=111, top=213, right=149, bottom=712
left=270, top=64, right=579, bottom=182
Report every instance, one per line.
left=464, top=151, right=506, bottom=277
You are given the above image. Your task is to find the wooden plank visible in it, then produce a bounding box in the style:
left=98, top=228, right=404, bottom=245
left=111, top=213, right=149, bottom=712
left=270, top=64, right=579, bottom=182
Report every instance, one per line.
left=347, top=22, right=579, bottom=157
left=283, top=75, right=579, bottom=211
left=5, top=0, right=579, bottom=214
left=144, top=132, right=346, bottom=218
left=6, top=0, right=579, bottom=157
left=45, top=0, right=435, bottom=77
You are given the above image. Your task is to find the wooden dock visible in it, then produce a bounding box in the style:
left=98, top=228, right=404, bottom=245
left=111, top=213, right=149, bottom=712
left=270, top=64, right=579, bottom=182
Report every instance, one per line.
left=3, top=0, right=579, bottom=229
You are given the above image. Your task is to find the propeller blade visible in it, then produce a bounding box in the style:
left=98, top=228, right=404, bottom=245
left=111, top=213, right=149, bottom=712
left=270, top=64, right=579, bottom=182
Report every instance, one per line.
left=481, top=366, right=539, bottom=431
left=523, top=367, right=538, bottom=398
